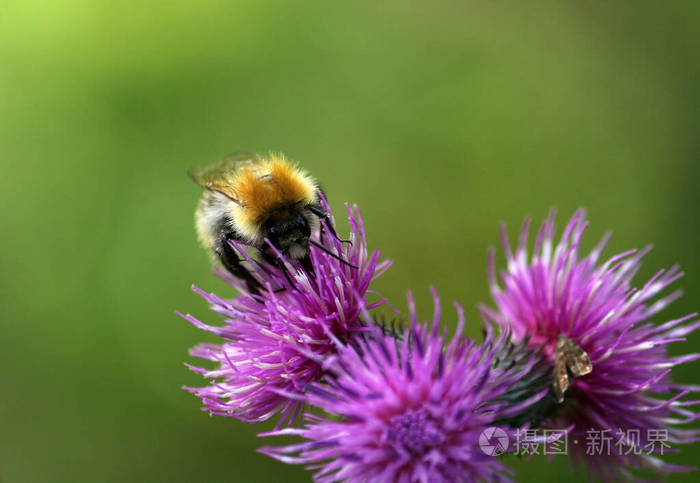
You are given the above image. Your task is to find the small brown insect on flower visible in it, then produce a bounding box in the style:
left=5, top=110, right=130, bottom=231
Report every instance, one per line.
left=553, top=335, right=593, bottom=403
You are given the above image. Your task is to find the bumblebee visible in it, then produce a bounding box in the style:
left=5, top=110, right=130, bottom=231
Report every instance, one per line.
left=189, top=152, right=350, bottom=293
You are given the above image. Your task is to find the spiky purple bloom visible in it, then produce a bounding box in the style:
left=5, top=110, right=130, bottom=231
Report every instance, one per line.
left=259, top=290, right=550, bottom=482
left=180, top=203, right=392, bottom=426
left=481, top=209, right=700, bottom=480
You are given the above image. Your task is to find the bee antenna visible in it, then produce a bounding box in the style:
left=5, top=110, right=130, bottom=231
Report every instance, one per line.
left=309, top=239, right=358, bottom=269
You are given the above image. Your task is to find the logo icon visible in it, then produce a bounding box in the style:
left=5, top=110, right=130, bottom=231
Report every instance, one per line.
left=479, top=427, right=509, bottom=456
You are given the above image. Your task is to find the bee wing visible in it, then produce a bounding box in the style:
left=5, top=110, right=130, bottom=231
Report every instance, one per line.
left=188, top=152, right=262, bottom=203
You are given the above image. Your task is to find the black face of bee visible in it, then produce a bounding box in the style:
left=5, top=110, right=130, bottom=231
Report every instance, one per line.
left=263, top=211, right=312, bottom=258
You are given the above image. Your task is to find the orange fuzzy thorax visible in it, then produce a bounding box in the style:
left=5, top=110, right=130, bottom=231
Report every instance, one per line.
left=230, top=155, right=317, bottom=237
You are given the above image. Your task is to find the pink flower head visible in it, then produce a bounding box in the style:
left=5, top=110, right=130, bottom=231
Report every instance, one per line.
left=180, top=203, right=392, bottom=426
left=482, top=210, right=700, bottom=480
left=259, top=290, right=550, bottom=482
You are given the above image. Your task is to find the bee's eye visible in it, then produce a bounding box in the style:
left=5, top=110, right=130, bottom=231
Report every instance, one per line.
left=269, top=226, right=278, bottom=235
left=292, top=214, right=306, bottom=228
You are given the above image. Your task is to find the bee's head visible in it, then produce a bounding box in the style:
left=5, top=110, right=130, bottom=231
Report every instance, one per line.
left=264, top=212, right=311, bottom=260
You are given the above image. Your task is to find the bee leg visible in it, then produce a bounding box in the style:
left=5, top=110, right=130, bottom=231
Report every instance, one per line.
left=261, top=250, right=300, bottom=292
left=301, top=255, right=315, bottom=278
left=278, top=262, right=300, bottom=292
left=308, top=204, right=351, bottom=245
left=217, top=234, right=262, bottom=295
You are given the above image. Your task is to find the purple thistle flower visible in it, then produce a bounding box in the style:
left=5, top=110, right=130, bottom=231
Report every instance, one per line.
left=180, top=203, right=392, bottom=426
left=259, top=290, right=550, bottom=482
left=481, top=209, right=700, bottom=480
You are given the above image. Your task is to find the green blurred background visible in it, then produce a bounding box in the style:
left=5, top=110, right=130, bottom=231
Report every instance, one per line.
left=1, top=0, right=698, bottom=481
